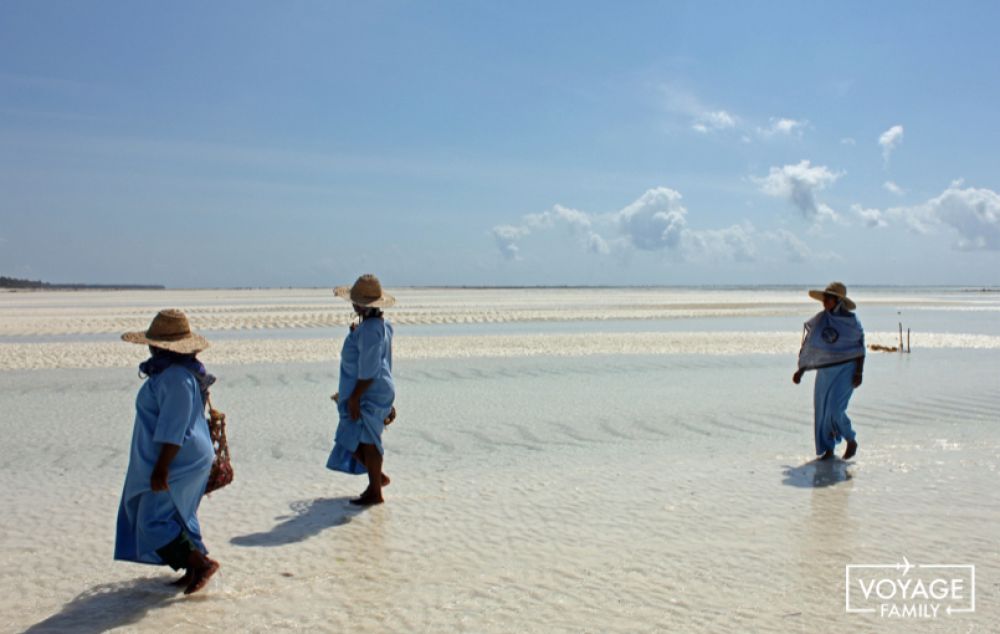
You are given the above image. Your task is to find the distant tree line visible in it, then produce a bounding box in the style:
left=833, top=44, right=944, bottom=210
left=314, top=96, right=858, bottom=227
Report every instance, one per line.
left=0, top=275, right=164, bottom=290
left=1, top=276, right=44, bottom=288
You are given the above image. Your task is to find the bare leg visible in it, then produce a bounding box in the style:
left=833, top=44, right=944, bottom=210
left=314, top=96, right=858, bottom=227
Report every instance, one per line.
left=360, top=474, right=391, bottom=490
left=183, top=550, right=220, bottom=595
left=352, top=448, right=390, bottom=499
left=843, top=440, right=858, bottom=460
left=352, top=451, right=389, bottom=483
left=169, top=570, right=193, bottom=587
left=350, top=443, right=384, bottom=506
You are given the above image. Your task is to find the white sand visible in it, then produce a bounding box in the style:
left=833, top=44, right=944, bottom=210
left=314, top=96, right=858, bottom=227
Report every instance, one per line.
left=2, top=288, right=999, bottom=632
left=4, top=331, right=1000, bottom=371
left=1, top=286, right=995, bottom=337
left=3, top=287, right=999, bottom=370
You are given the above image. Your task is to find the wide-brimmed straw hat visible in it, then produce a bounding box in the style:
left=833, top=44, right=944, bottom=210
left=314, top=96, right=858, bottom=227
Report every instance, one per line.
left=334, top=274, right=396, bottom=308
left=808, top=281, right=856, bottom=311
left=121, top=309, right=210, bottom=354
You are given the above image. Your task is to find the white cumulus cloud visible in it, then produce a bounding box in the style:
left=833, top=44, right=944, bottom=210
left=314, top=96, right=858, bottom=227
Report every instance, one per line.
left=615, top=187, right=688, bottom=251
left=491, top=187, right=765, bottom=263
left=754, top=160, right=843, bottom=222
left=658, top=84, right=738, bottom=135
left=684, top=223, right=757, bottom=262
left=587, top=232, right=611, bottom=255
left=657, top=84, right=813, bottom=143
left=853, top=203, right=888, bottom=228
left=495, top=203, right=607, bottom=261
left=883, top=181, right=905, bottom=196
left=879, top=125, right=904, bottom=164
left=767, top=228, right=814, bottom=262
left=692, top=110, right=737, bottom=133
left=491, top=225, right=530, bottom=261
left=886, top=204, right=934, bottom=234
left=757, top=117, right=807, bottom=138
left=525, top=204, right=592, bottom=231
left=925, top=183, right=1000, bottom=250
left=883, top=181, right=1000, bottom=250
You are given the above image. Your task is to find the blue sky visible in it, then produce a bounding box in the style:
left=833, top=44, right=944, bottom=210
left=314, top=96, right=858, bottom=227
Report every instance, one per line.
left=2, top=1, right=999, bottom=287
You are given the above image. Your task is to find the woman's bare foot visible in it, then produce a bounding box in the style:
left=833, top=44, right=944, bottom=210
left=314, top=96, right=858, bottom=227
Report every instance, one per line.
left=819, top=450, right=834, bottom=460
left=184, top=558, right=220, bottom=595
left=357, top=473, right=390, bottom=500
left=169, top=570, right=193, bottom=588
left=350, top=492, right=384, bottom=506
left=843, top=440, right=858, bottom=460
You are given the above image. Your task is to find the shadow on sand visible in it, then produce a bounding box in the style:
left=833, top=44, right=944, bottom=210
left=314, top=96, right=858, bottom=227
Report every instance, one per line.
left=23, top=577, right=181, bottom=634
left=782, top=458, right=854, bottom=488
left=229, top=496, right=364, bottom=548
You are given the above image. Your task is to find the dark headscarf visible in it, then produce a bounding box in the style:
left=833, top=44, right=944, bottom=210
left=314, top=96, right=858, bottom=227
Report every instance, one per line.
left=350, top=307, right=383, bottom=331
left=139, top=347, right=216, bottom=403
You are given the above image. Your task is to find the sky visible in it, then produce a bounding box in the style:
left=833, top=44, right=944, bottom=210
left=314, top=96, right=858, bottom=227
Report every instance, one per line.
left=2, top=1, right=999, bottom=288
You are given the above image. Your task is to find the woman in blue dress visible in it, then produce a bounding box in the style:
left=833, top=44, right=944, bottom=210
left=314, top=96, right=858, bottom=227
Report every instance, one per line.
left=327, top=274, right=396, bottom=506
left=793, top=282, right=865, bottom=460
left=115, top=309, right=220, bottom=594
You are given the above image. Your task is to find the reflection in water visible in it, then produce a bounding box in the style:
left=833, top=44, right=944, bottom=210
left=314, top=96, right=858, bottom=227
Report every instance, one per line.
left=782, top=458, right=853, bottom=488
left=334, top=501, right=403, bottom=616
left=784, top=458, right=857, bottom=621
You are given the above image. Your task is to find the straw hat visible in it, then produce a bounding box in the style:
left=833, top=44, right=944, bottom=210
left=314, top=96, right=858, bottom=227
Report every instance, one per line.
left=121, top=309, right=210, bottom=354
left=334, top=274, right=396, bottom=308
left=808, top=281, right=856, bottom=311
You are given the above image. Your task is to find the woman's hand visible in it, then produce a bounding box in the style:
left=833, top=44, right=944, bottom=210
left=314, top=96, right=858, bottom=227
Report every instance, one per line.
left=792, top=369, right=804, bottom=384
left=151, top=443, right=180, bottom=492
left=852, top=372, right=863, bottom=388
left=151, top=466, right=170, bottom=491
left=347, top=379, right=374, bottom=421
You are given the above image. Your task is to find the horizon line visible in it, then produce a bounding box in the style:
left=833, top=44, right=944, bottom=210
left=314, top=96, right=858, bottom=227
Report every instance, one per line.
left=6, top=283, right=1000, bottom=292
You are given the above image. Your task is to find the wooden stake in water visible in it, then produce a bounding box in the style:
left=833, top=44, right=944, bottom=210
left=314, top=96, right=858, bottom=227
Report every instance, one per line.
left=907, top=328, right=911, bottom=353
left=899, top=322, right=904, bottom=351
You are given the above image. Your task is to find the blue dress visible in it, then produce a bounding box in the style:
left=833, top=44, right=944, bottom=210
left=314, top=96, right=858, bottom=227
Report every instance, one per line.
left=327, top=318, right=395, bottom=474
left=813, top=361, right=858, bottom=455
left=115, top=365, right=213, bottom=564
left=798, top=306, right=864, bottom=456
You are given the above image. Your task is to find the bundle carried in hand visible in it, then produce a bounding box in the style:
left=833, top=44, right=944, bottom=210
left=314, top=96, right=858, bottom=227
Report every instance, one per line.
left=205, top=396, right=234, bottom=494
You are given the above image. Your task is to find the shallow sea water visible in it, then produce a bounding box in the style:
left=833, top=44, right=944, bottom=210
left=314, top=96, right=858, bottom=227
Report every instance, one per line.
left=1, top=288, right=999, bottom=632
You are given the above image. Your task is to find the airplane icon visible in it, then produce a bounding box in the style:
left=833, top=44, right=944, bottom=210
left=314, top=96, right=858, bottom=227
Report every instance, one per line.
left=896, top=557, right=914, bottom=576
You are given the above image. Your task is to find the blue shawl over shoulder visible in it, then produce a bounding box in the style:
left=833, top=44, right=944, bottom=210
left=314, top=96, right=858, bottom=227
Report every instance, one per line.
left=797, top=303, right=865, bottom=371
